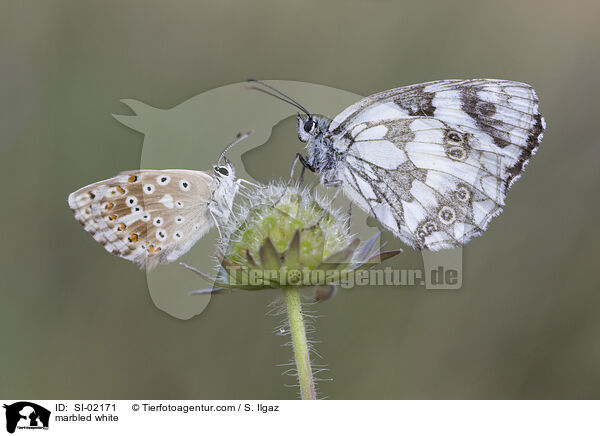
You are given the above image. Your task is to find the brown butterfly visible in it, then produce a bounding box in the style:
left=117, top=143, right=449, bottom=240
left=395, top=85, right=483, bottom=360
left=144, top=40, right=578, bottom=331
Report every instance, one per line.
left=68, top=132, right=253, bottom=269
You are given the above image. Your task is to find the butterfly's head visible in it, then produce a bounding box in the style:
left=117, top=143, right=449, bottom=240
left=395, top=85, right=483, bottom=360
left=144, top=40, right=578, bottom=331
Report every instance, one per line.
left=213, top=157, right=236, bottom=182
left=296, top=114, right=330, bottom=143
left=214, top=130, right=252, bottom=182
left=246, top=79, right=321, bottom=142
left=211, top=158, right=238, bottom=221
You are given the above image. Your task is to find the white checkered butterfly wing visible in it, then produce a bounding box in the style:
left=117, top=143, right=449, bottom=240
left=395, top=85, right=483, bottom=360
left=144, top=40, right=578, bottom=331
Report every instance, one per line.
left=68, top=169, right=220, bottom=269
left=327, top=79, right=545, bottom=250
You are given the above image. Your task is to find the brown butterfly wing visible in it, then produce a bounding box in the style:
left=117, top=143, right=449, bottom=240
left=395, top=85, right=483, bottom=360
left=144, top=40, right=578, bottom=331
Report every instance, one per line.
left=68, top=170, right=215, bottom=269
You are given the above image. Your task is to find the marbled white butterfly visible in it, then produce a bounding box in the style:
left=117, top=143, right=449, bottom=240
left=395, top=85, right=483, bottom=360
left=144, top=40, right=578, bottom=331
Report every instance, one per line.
left=249, top=79, right=545, bottom=250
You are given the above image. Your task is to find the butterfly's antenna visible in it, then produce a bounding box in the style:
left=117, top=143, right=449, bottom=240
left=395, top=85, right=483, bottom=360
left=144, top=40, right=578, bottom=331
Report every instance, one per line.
left=246, top=85, right=310, bottom=116
left=218, top=130, right=254, bottom=165
left=246, top=78, right=312, bottom=118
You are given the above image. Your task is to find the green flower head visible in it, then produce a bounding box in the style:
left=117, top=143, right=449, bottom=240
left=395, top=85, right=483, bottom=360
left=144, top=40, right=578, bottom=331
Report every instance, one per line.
left=184, top=182, right=400, bottom=298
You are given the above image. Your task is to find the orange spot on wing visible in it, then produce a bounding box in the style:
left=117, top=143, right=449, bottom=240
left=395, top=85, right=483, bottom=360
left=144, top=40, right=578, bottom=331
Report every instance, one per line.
left=147, top=245, right=162, bottom=254
left=116, top=186, right=125, bottom=194
left=105, top=202, right=114, bottom=210
left=128, top=233, right=139, bottom=243
left=128, top=175, right=137, bottom=183
left=108, top=214, right=117, bottom=221
left=117, top=223, right=126, bottom=231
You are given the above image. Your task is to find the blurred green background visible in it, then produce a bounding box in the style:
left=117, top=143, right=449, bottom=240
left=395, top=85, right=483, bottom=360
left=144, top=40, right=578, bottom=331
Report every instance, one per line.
left=1, top=0, right=599, bottom=399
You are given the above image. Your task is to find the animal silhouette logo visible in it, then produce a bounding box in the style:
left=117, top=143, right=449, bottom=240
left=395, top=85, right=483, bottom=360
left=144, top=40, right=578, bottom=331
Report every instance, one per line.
left=3, top=402, right=50, bottom=434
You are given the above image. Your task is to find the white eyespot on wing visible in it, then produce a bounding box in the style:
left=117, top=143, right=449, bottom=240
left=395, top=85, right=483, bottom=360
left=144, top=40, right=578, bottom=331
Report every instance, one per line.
left=126, top=196, right=138, bottom=207
left=156, top=175, right=170, bottom=185
left=156, top=229, right=167, bottom=242
left=179, top=180, right=190, bottom=191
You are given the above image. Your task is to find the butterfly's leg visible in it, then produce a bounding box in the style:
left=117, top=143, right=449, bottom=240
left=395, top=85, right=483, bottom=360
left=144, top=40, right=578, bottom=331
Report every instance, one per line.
left=298, top=165, right=307, bottom=185
left=327, top=184, right=342, bottom=203
left=274, top=153, right=314, bottom=206
left=322, top=179, right=341, bottom=188
left=296, top=154, right=315, bottom=184
left=303, top=180, right=343, bottom=231
left=288, top=153, right=301, bottom=181
left=180, top=262, right=218, bottom=282
left=347, top=202, right=353, bottom=227
left=273, top=155, right=302, bottom=206
left=237, top=178, right=261, bottom=189
left=209, top=209, right=223, bottom=239
left=288, top=153, right=314, bottom=184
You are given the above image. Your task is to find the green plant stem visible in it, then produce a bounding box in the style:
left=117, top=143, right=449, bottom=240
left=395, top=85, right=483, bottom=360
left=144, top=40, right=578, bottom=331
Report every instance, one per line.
left=283, top=286, right=316, bottom=400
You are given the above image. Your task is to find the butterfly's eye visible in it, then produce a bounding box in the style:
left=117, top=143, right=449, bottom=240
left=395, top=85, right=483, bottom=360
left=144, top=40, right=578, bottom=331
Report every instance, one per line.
left=303, top=119, right=317, bottom=134
left=216, top=166, right=229, bottom=176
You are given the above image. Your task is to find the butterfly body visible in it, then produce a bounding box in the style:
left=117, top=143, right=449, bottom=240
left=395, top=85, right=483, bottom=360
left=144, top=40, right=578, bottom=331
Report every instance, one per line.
left=295, top=79, right=546, bottom=250
left=68, top=162, right=239, bottom=269
left=297, top=116, right=339, bottom=180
